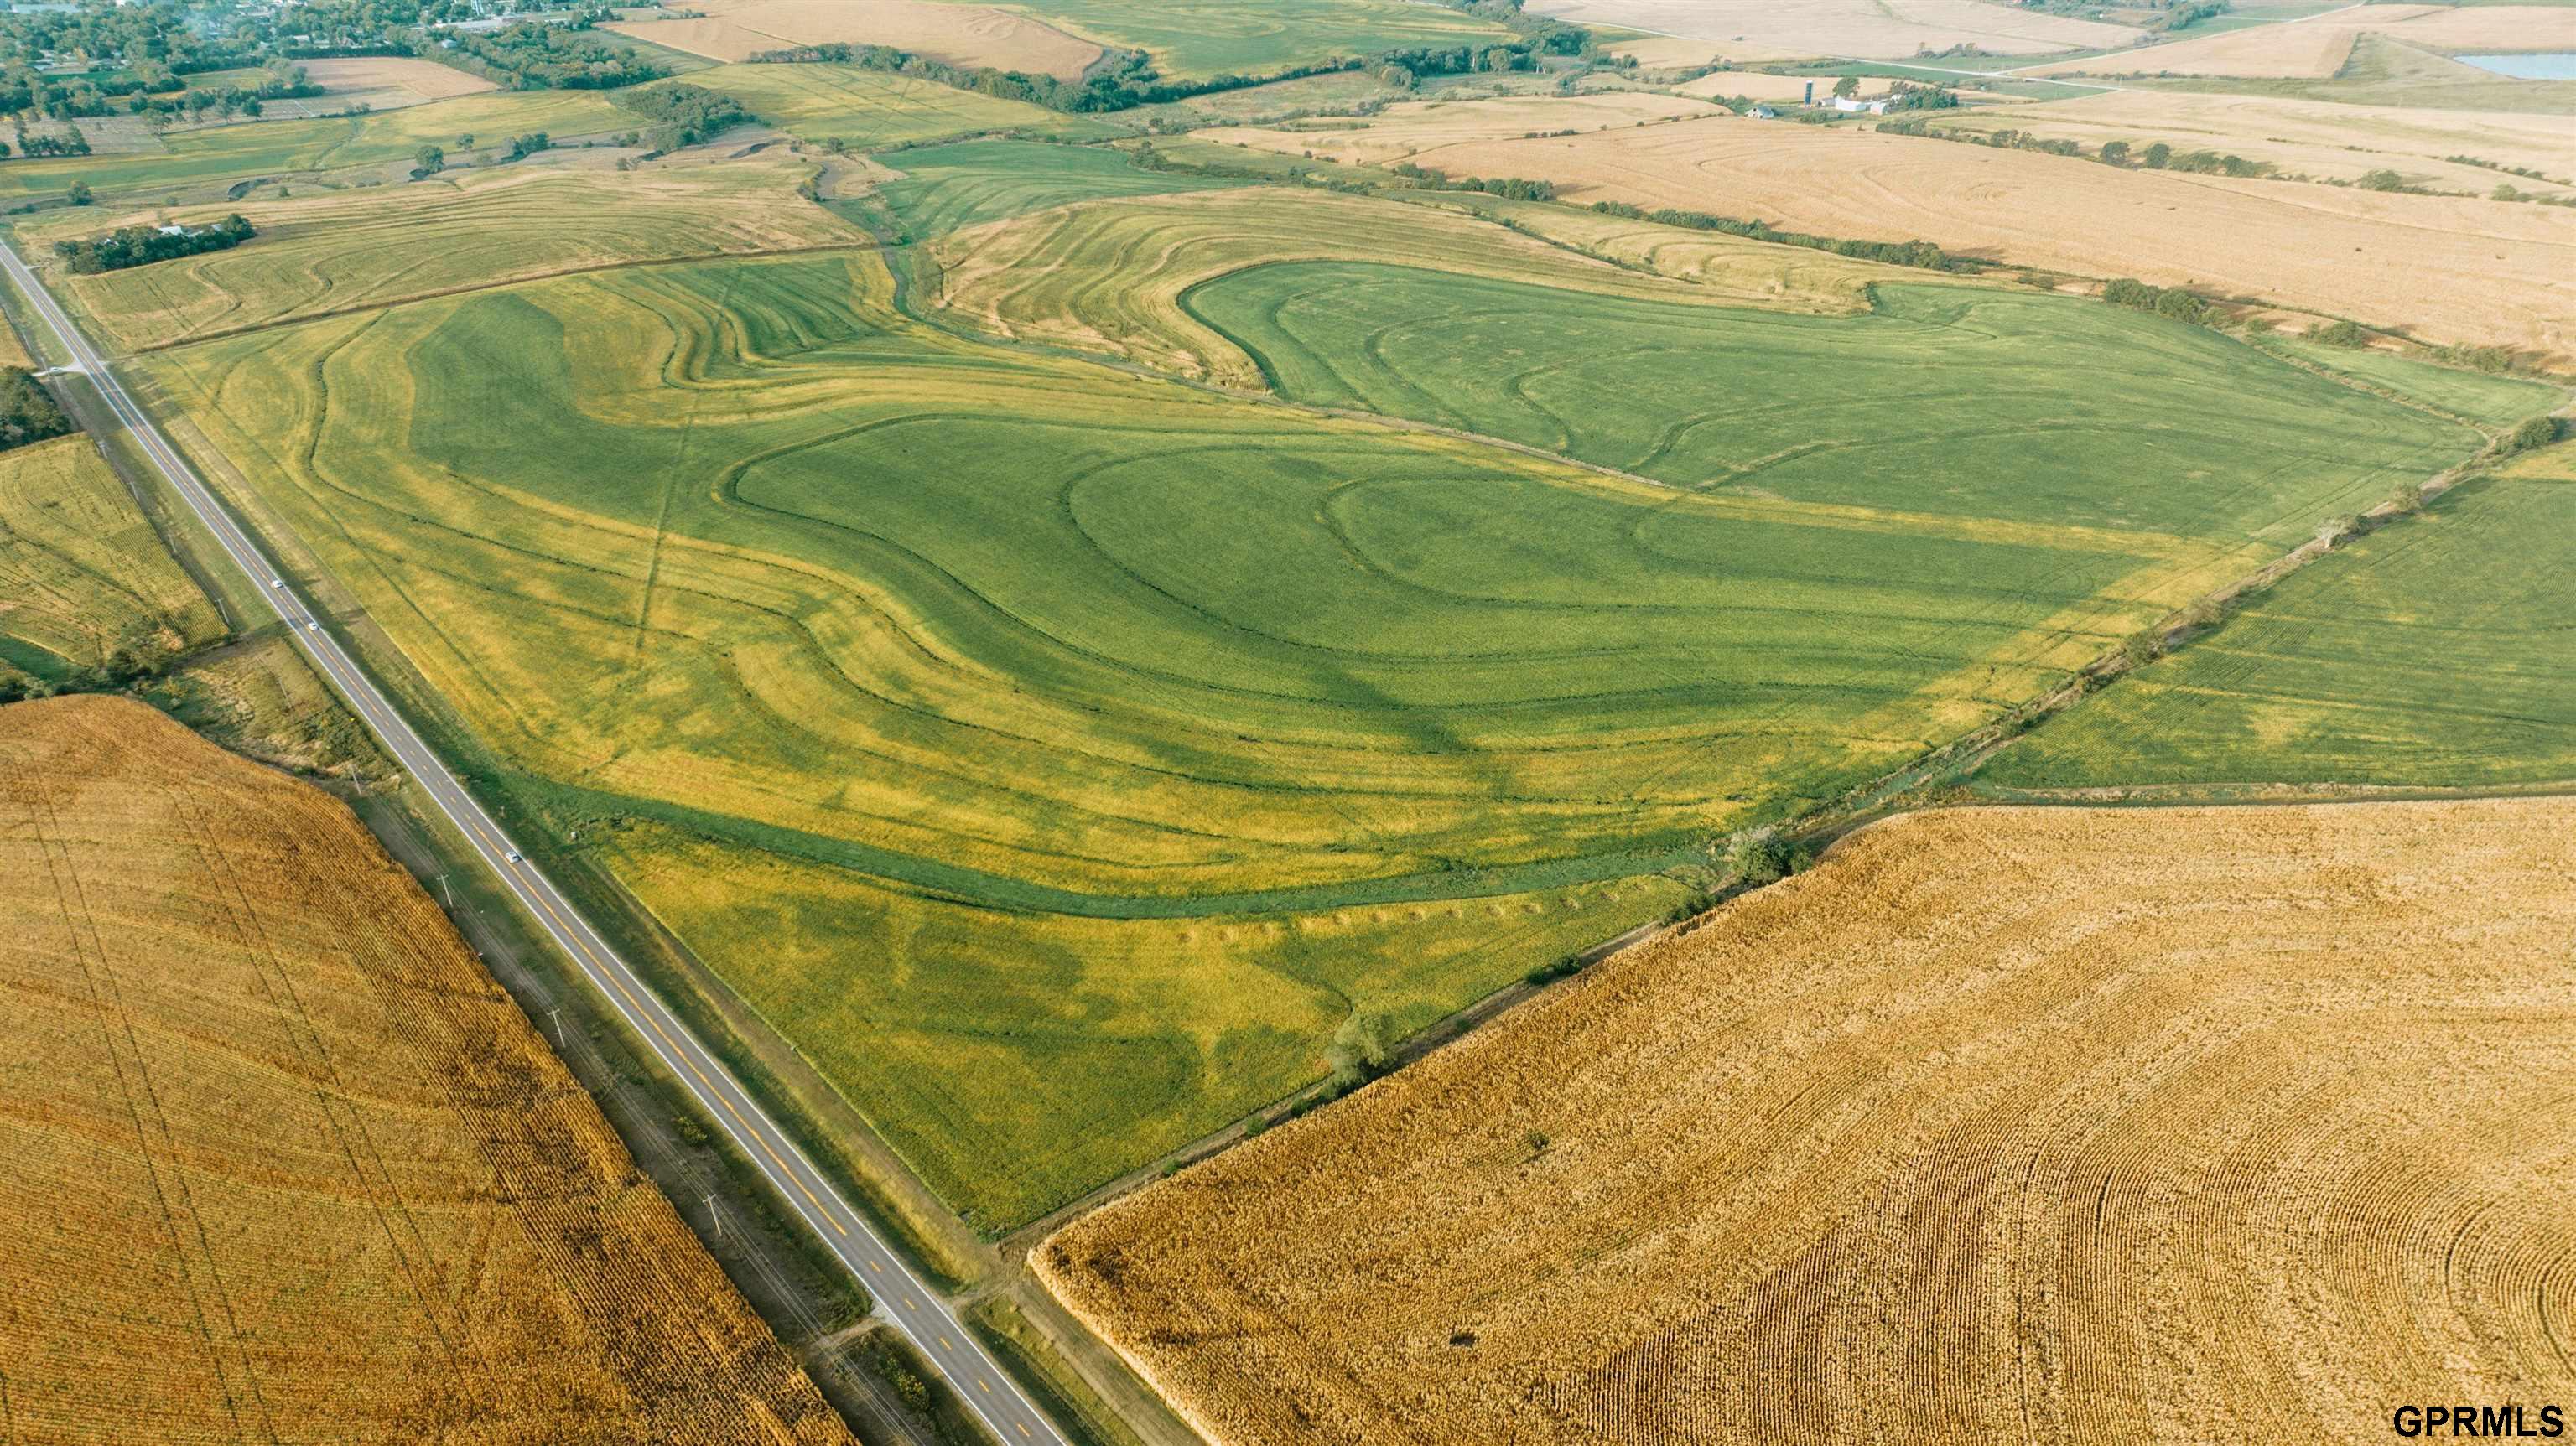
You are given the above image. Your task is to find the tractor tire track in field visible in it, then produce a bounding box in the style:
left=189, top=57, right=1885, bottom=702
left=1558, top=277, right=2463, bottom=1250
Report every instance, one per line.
left=18, top=781, right=274, bottom=1443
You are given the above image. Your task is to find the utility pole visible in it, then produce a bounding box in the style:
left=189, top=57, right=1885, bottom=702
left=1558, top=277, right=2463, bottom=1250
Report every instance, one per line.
left=548, top=1008, right=564, bottom=1047
left=705, top=1195, right=721, bottom=1240
left=439, top=874, right=452, bottom=909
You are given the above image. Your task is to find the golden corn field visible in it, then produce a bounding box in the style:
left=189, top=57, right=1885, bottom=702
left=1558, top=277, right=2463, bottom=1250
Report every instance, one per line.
left=1041, top=799, right=2576, bottom=1445
left=0, top=694, right=853, bottom=1444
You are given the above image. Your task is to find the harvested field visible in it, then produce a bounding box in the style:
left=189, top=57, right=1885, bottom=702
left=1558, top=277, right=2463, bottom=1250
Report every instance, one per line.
left=1981, top=441, right=2576, bottom=793
left=298, top=55, right=499, bottom=108
left=0, top=693, right=854, bottom=1443
left=0, top=89, right=631, bottom=202
left=0, top=436, right=221, bottom=680
left=669, top=62, right=1119, bottom=146
left=922, top=186, right=1889, bottom=384
left=2031, top=3, right=2576, bottom=76
left=1337, top=116, right=2576, bottom=355
left=141, top=243, right=2498, bottom=1223
left=1602, top=34, right=1815, bottom=68
left=1041, top=797, right=2576, bottom=1446
left=605, top=0, right=1100, bottom=79
left=1201, top=91, right=1720, bottom=168
left=871, top=137, right=1248, bottom=239
left=22, top=150, right=867, bottom=353
left=1528, top=0, right=2134, bottom=58
left=2155, top=32, right=2576, bottom=114
left=1925, top=88, right=2576, bottom=194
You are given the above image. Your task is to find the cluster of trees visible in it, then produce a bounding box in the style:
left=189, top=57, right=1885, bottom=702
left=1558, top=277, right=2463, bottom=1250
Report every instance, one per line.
left=439, top=21, right=664, bottom=91
left=809, top=40, right=1363, bottom=113
left=1588, top=199, right=1981, bottom=272
left=0, top=0, right=208, bottom=77
left=124, top=60, right=323, bottom=122
left=11, top=122, right=89, bottom=157
left=1387, top=160, right=1555, bottom=200
left=1879, top=80, right=1959, bottom=111
left=2104, top=275, right=2212, bottom=324
left=0, top=366, right=71, bottom=451
left=608, top=81, right=749, bottom=149
left=2153, top=0, right=2231, bottom=31
left=53, top=213, right=254, bottom=273
left=221, top=0, right=595, bottom=57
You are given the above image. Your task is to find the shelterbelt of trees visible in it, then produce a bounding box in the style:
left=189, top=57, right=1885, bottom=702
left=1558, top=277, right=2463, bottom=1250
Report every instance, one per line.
left=54, top=213, right=255, bottom=274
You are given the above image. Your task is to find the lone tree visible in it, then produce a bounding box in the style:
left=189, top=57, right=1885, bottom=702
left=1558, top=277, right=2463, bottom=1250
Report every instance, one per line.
left=414, top=144, right=444, bottom=175
left=1832, top=74, right=1861, bottom=99
left=1326, top=1011, right=1397, bottom=1090
left=2098, top=139, right=2130, bottom=166
left=65, top=179, right=91, bottom=205
left=2141, top=141, right=2172, bottom=168
left=1722, top=827, right=1797, bottom=886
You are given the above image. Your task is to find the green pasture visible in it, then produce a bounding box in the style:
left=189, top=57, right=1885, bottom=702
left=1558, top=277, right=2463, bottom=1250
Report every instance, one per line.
left=0, top=90, right=632, bottom=201
left=871, top=138, right=1245, bottom=239
left=146, top=247, right=2293, bottom=1224
left=1978, top=444, right=2576, bottom=792
left=993, top=0, right=1509, bottom=80
left=1184, top=262, right=2485, bottom=549
left=672, top=64, right=1122, bottom=147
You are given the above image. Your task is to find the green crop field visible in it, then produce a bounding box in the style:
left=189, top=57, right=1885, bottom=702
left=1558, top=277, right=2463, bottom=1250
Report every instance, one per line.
left=1978, top=443, right=2576, bottom=792
left=2254, top=335, right=2565, bottom=428
left=138, top=244, right=2329, bottom=1226
left=0, top=90, right=631, bottom=202
left=0, top=435, right=221, bottom=681
left=25, top=153, right=866, bottom=352
left=922, top=185, right=1890, bottom=386
left=669, top=64, right=1121, bottom=147
left=870, top=138, right=1246, bottom=240
left=984, top=0, right=1509, bottom=80
left=1183, top=262, right=2488, bottom=549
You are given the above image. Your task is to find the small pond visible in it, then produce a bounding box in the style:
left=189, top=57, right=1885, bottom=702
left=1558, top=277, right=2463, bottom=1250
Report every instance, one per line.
left=2456, top=52, right=2576, bottom=80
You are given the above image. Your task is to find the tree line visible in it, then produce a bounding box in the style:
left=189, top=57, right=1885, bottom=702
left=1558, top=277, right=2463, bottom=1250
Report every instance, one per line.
left=1587, top=199, right=1981, bottom=272
left=609, top=82, right=750, bottom=150
left=1387, top=161, right=1555, bottom=201
left=0, top=366, right=70, bottom=450
left=753, top=0, right=1597, bottom=117
left=53, top=213, right=255, bottom=273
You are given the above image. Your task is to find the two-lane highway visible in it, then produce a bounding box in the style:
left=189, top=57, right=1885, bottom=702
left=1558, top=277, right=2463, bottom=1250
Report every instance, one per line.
left=0, top=241, right=1073, bottom=1446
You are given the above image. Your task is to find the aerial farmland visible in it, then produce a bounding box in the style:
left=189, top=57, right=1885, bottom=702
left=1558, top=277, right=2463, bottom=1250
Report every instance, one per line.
left=0, top=0, right=2563, bottom=1439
